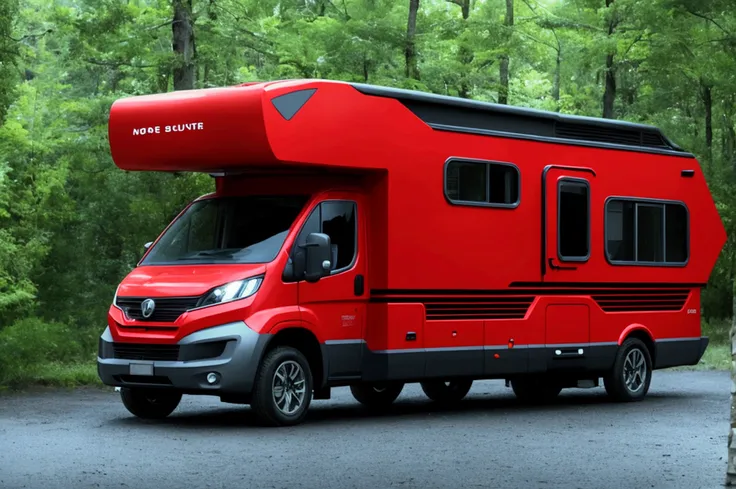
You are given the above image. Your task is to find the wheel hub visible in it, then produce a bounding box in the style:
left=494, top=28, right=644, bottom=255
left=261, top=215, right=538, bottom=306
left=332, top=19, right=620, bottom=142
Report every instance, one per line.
left=272, top=360, right=306, bottom=415
left=623, top=348, right=647, bottom=393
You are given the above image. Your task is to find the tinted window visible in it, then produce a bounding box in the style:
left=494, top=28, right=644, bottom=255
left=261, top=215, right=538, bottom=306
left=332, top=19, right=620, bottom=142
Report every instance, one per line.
left=606, top=199, right=688, bottom=265
left=558, top=180, right=589, bottom=260
left=296, top=200, right=357, bottom=272
left=445, top=160, right=519, bottom=206
left=606, top=200, right=635, bottom=261
left=322, top=201, right=357, bottom=270
left=142, top=195, right=308, bottom=265
left=665, top=204, right=688, bottom=262
left=637, top=204, right=664, bottom=262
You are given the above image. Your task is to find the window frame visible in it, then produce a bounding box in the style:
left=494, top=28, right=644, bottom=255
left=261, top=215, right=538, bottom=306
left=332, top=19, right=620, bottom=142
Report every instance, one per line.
left=556, top=177, right=591, bottom=263
left=443, top=157, right=521, bottom=209
left=604, top=196, right=690, bottom=267
left=290, top=198, right=359, bottom=278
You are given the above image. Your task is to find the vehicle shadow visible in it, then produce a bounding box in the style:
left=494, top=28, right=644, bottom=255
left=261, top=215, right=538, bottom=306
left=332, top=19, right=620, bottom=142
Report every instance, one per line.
left=107, top=388, right=696, bottom=430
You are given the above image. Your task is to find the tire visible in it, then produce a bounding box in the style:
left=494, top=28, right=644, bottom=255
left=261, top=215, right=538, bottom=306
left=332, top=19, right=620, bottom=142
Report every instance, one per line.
left=120, top=387, right=182, bottom=419
left=603, top=337, right=652, bottom=402
left=350, top=382, right=404, bottom=408
left=510, top=375, right=562, bottom=404
left=250, top=346, right=313, bottom=427
left=420, top=379, right=473, bottom=404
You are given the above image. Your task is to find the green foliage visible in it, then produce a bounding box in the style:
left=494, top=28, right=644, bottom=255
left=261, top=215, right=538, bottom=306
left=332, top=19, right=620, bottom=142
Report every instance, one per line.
left=0, top=317, right=90, bottom=387
left=1, top=0, right=735, bottom=386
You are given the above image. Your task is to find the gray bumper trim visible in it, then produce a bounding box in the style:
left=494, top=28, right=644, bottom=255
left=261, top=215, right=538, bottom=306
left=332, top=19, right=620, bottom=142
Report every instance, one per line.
left=97, top=322, right=271, bottom=397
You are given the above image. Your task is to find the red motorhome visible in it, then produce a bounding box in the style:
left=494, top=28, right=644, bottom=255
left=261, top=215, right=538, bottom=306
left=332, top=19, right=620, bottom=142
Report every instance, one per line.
left=98, top=79, right=726, bottom=426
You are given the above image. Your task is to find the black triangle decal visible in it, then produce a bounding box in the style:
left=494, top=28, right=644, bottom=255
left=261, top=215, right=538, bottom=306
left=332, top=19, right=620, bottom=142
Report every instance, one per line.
left=271, top=88, right=317, bottom=121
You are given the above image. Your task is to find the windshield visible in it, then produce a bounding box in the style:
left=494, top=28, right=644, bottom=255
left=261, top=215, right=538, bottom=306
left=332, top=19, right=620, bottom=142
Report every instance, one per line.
left=141, top=195, right=309, bottom=265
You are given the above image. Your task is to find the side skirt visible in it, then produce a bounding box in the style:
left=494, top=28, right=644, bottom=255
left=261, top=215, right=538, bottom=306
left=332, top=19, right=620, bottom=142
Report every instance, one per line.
left=322, top=338, right=707, bottom=385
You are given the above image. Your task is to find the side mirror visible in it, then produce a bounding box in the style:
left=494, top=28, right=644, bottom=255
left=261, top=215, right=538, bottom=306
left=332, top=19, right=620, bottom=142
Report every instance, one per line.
left=143, top=241, right=153, bottom=251
left=304, top=233, right=332, bottom=283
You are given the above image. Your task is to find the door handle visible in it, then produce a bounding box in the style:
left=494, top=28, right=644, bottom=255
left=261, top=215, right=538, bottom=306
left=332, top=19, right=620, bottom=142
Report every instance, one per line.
left=354, top=274, right=365, bottom=296
left=548, top=258, right=576, bottom=271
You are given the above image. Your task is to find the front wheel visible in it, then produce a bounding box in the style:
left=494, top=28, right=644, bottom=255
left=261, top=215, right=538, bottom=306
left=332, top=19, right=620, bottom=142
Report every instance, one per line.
left=251, top=346, right=313, bottom=427
left=120, top=387, right=182, bottom=419
left=350, top=382, right=404, bottom=408
left=603, top=338, right=652, bottom=402
left=421, top=379, right=473, bottom=404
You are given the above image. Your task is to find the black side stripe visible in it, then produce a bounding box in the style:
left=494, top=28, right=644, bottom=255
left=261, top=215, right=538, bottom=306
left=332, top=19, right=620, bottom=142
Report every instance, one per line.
left=508, top=281, right=707, bottom=289
left=371, top=282, right=706, bottom=297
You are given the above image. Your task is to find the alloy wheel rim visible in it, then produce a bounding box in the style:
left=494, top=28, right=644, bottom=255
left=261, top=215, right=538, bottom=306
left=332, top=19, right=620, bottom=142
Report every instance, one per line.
left=272, top=360, right=307, bottom=415
left=623, top=348, right=647, bottom=393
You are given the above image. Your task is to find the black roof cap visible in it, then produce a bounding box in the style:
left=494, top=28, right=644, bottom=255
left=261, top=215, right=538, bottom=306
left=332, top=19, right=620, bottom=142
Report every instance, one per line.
left=351, top=83, right=693, bottom=159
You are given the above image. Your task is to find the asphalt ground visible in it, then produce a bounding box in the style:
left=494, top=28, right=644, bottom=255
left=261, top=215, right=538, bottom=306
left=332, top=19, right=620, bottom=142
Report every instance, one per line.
left=0, top=370, right=729, bottom=489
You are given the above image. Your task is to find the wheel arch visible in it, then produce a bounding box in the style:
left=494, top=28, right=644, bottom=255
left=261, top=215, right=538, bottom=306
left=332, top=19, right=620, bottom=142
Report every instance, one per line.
left=618, top=324, right=656, bottom=365
left=263, top=324, right=327, bottom=389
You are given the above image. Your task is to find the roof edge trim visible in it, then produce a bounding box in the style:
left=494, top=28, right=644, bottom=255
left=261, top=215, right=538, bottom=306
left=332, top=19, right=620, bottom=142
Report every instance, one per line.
left=350, top=82, right=694, bottom=158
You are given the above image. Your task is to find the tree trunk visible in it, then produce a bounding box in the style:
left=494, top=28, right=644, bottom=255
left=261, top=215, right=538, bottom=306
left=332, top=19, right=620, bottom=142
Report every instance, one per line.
left=203, top=62, right=211, bottom=88
left=701, top=79, right=713, bottom=160
left=724, top=100, right=736, bottom=174
left=172, top=0, right=196, bottom=91
left=727, top=291, right=736, bottom=486
left=447, top=0, right=471, bottom=97
left=553, top=51, right=561, bottom=109
left=405, top=0, right=420, bottom=80
left=498, top=0, right=514, bottom=105
left=602, top=53, right=616, bottom=118
left=601, top=0, right=617, bottom=119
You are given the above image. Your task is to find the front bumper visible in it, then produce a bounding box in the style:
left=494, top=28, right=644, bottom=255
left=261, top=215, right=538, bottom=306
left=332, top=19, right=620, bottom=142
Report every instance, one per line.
left=97, top=321, right=271, bottom=398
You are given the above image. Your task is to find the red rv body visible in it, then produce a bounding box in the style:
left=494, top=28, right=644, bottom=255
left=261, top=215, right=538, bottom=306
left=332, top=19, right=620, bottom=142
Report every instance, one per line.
left=97, top=79, right=727, bottom=426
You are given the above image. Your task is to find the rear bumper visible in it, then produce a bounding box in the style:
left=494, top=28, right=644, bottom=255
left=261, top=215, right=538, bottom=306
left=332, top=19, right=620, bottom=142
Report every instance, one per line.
left=653, top=336, right=709, bottom=369
left=97, top=321, right=271, bottom=398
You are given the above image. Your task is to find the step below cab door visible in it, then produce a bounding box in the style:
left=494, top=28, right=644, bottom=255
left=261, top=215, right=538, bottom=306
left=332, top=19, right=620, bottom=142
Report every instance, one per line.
left=541, top=165, right=595, bottom=352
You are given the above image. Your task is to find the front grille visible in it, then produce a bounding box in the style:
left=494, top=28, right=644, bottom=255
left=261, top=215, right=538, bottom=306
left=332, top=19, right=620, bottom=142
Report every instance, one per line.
left=116, top=375, right=173, bottom=385
left=113, top=343, right=180, bottom=361
left=116, top=296, right=200, bottom=322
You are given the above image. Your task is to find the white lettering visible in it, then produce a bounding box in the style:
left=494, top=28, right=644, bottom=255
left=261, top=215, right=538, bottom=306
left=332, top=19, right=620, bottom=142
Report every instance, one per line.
left=132, top=126, right=161, bottom=136
left=133, top=122, right=204, bottom=136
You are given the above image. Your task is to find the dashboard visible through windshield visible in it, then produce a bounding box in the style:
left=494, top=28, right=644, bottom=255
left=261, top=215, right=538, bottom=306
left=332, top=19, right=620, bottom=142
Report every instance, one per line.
left=141, top=195, right=310, bottom=265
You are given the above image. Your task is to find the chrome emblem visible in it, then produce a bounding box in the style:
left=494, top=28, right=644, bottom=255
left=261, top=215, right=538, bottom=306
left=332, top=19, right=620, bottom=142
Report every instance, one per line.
left=141, top=299, right=156, bottom=318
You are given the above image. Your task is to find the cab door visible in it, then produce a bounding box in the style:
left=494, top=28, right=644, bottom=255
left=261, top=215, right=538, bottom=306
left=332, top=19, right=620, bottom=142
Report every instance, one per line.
left=542, top=165, right=594, bottom=348
left=295, top=196, right=367, bottom=381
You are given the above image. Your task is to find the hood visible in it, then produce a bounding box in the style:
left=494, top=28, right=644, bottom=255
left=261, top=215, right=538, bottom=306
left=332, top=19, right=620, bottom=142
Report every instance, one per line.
left=116, top=264, right=268, bottom=298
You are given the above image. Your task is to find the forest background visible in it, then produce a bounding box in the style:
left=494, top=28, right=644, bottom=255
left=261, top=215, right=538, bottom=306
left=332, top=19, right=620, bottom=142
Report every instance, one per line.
left=0, top=0, right=734, bottom=388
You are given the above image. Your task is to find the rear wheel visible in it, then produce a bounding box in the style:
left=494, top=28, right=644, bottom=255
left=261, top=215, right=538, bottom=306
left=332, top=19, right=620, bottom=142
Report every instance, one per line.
left=251, top=346, right=313, bottom=427
left=603, top=338, right=652, bottom=402
left=120, top=387, right=182, bottom=419
left=420, top=379, right=473, bottom=404
left=350, top=382, right=404, bottom=408
left=510, top=375, right=562, bottom=404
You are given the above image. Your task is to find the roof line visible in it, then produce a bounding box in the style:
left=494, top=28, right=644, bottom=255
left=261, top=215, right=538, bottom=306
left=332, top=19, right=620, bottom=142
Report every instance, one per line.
left=349, top=82, right=694, bottom=158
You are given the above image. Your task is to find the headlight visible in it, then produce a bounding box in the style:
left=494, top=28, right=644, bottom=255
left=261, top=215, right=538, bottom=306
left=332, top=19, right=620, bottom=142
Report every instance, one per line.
left=197, top=276, right=263, bottom=308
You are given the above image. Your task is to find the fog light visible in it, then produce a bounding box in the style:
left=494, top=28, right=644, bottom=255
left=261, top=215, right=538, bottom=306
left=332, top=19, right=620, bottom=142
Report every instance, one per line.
left=206, top=372, right=219, bottom=385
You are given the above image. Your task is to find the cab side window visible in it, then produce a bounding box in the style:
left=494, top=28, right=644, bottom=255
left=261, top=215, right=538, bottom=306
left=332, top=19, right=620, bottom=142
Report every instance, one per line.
left=296, top=200, right=357, bottom=273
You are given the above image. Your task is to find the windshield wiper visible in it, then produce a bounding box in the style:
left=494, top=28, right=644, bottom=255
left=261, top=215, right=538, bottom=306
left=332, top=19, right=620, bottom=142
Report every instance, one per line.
left=176, top=249, right=238, bottom=260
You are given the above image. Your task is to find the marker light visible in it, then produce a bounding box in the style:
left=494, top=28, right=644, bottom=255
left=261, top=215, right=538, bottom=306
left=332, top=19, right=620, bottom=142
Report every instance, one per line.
left=198, top=276, right=263, bottom=308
